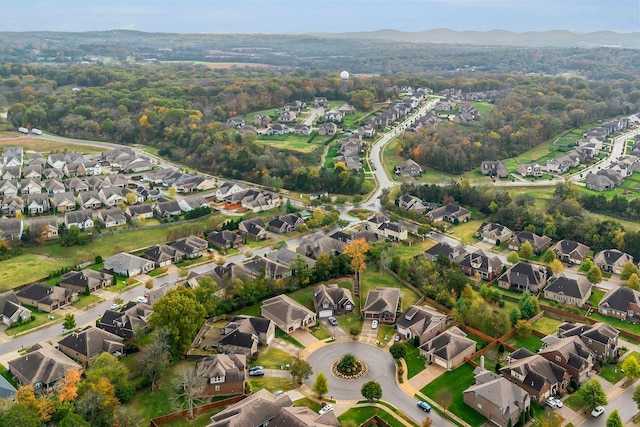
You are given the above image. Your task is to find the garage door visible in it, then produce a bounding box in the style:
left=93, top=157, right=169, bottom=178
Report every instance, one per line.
left=319, top=310, right=332, bottom=318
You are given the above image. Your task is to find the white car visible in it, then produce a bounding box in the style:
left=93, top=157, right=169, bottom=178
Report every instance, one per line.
left=109, top=303, right=120, bottom=310
left=591, top=406, right=605, bottom=417
left=371, top=320, right=378, bottom=329
left=136, top=296, right=148, bottom=304
left=546, top=397, right=562, bottom=408
left=551, top=397, right=563, bottom=408
left=319, top=404, right=334, bottom=415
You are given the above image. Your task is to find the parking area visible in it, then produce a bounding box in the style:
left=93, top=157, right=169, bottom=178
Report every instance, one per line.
left=320, top=318, right=349, bottom=340
left=360, top=319, right=378, bottom=341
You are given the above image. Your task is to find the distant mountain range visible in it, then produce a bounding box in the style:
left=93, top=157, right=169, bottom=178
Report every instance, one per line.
left=311, top=28, right=640, bottom=49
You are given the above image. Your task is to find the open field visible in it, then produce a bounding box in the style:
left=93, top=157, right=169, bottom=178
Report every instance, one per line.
left=166, top=60, right=278, bottom=70
left=0, top=136, right=107, bottom=155
left=470, top=101, right=494, bottom=116
left=258, top=132, right=330, bottom=153
left=531, top=317, right=563, bottom=335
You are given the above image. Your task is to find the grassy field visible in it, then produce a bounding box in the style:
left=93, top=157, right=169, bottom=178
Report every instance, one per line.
left=420, top=364, right=486, bottom=427
left=589, top=289, right=606, bottom=306
left=6, top=310, right=61, bottom=336
left=73, top=294, right=102, bottom=309
left=337, top=313, right=363, bottom=336
left=258, top=132, right=329, bottom=154
left=0, top=137, right=106, bottom=155
left=447, top=219, right=485, bottom=243
left=360, top=267, right=420, bottom=310
left=392, top=237, right=437, bottom=259
left=470, top=101, right=494, bottom=116
left=404, top=343, right=425, bottom=379
left=294, top=398, right=322, bottom=413
left=249, top=376, right=295, bottom=393
left=531, top=317, right=563, bottom=335
left=505, top=333, right=543, bottom=353
left=251, top=347, right=294, bottom=369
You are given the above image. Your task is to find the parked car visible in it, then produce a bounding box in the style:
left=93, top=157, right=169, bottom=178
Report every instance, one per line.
left=371, top=320, right=378, bottom=329
left=319, top=404, right=334, bottom=415
left=249, top=369, right=264, bottom=377
left=110, top=303, right=120, bottom=310
left=550, top=397, right=563, bottom=408
left=328, top=316, right=338, bottom=326
left=136, top=296, right=148, bottom=304
left=546, top=398, right=558, bottom=409
left=417, top=401, right=431, bottom=412
left=249, top=366, right=264, bottom=372
left=273, top=390, right=284, bottom=397
left=394, top=335, right=400, bottom=341
left=591, top=406, right=605, bottom=417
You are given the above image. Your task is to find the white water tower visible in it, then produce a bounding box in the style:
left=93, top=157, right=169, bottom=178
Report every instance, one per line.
left=340, top=70, right=350, bottom=93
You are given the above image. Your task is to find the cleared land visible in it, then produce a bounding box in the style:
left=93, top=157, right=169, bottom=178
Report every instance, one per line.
left=0, top=137, right=106, bottom=155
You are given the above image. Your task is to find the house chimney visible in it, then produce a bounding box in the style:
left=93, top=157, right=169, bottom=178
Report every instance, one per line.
left=480, top=355, right=485, bottom=371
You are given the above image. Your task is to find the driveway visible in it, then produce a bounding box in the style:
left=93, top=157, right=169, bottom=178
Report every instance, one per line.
left=290, top=329, right=319, bottom=347
left=320, top=318, right=349, bottom=340
left=360, top=320, right=378, bottom=341
left=305, top=341, right=452, bottom=426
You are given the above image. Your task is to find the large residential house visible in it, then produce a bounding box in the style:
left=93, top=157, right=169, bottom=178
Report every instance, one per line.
left=362, top=287, right=400, bottom=323
left=266, top=248, right=316, bottom=269
left=97, top=208, right=127, bottom=228
left=598, top=286, right=640, bottom=321
left=476, top=222, right=513, bottom=245
left=419, top=326, right=476, bottom=370
left=16, top=283, right=75, bottom=312
left=423, top=242, right=465, bottom=262
left=508, top=231, right=552, bottom=254
left=77, top=191, right=102, bottom=210
left=557, top=322, right=620, bottom=360
left=367, top=215, right=407, bottom=241
left=125, top=203, right=153, bottom=220
left=500, top=352, right=569, bottom=403
left=57, top=326, right=124, bottom=366
left=480, top=160, right=508, bottom=178
left=268, top=214, right=304, bottom=234
left=195, top=354, right=246, bottom=397
left=425, top=204, right=471, bottom=224
left=59, top=269, right=113, bottom=294
left=0, top=290, right=31, bottom=326
left=593, top=249, right=634, bottom=275
left=497, top=262, right=547, bottom=293
left=30, top=218, right=59, bottom=242
left=464, top=368, right=530, bottom=427
left=543, top=275, right=592, bottom=308
left=207, top=389, right=294, bottom=427
left=142, top=244, right=184, bottom=267
left=238, top=218, right=267, bottom=241
left=0, top=217, right=23, bottom=240
left=261, top=294, right=317, bottom=333
left=64, top=209, right=94, bottom=230
left=538, top=336, right=594, bottom=382
left=398, top=193, right=429, bottom=214
left=394, top=159, right=422, bottom=177
left=8, top=343, right=82, bottom=392
left=313, top=284, right=355, bottom=318
left=396, top=305, right=447, bottom=345
left=517, top=162, right=543, bottom=177
left=552, top=240, right=590, bottom=265
left=170, top=236, right=208, bottom=259
left=97, top=301, right=152, bottom=339
left=104, top=252, right=154, bottom=277
left=214, top=316, right=275, bottom=356
left=296, top=233, right=346, bottom=260
left=459, top=249, right=503, bottom=280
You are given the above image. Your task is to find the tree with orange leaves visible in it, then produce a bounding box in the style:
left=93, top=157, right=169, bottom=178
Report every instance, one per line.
left=344, top=238, right=370, bottom=285
left=16, top=384, right=56, bottom=422
left=58, top=367, right=82, bottom=402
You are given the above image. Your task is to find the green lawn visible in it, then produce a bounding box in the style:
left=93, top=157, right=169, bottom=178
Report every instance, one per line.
left=311, top=325, right=332, bottom=340
left=404, top=344, right=425, bottom=379
left=0, top=364, right=18, bottom=389
left=249, top=376, right=294, bottom=393
left=5, top=311, right=61, bottom=336
left=287, top=287, right=316, bottom=310
left=294, top=398, right=322, bottom=413
left=589, top=312, right=640, bottom=336
left=531, top=317, right=563, bottom=335
left=73, top=294, right=102, bottom=309
left=258, top=133, right=328, bottom=154
left=563, top=393, right=584, bottom=411
left=589, top=289, right=606, bottom=306
left=336, top=314, right=363, bottom=336
left=470, top=101, right=494, bottom=116
left=505, top=333, right=543, bottom=353
left=376, top=324, right=396, bottom=343
left=275, top=328, right=304, bottom=348
left=338, top=406, right=411, bottom=427
left=600, top=351, right=640, bottom=384
left=420, top=364, right=486, bottom=427
left=392, top=238, right=437, bottom=259
left=251, top=347, right=294, bottom=369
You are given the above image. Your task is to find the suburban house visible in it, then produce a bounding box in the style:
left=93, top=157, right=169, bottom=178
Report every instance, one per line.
left=394, top=159, right=423, bottom=177
left=261, top=294, right=317, bottom=333
left=538, top=336, right=594, bottom=382
left=497, top=262, right=548, bottom=293
left=0, top=290, right=31, bottom=326
left=425, top=204, right=471, bottom=224
left=476, top=222, right=513, bottom=245
left=1, top=194, right=24, bottom=217
left=16, top=283, right=75, bottom=312
left=557, top=322, right=619, bottom=360
left=238, top=218, right=267, bottom=241
left=398, top=193, right=428, bottom=214
left=29, top=217, right=59, bottom=241
left=418, top=326, right=476, bottom=370
left=593, top=249, right=634, bottom=274
left=517, top=162, right=543, bottom=178
left=423, top=241, right=465, bottom=262
left=26, top=193, right=51, bottom=215
left=544, top=275, right=592, bottom=308
left=396, top=305, right=447, bottom=345
left=64, top=209, right=94, bottom=230
left=77, top=191, right=102, bottom=210
left=97, top=301, right=152, bottom=339
left=142, top=244, right=184, bottom=267
left=553, top=240, right=591, bottom=265
left=598, top=286, right=640, bottom=321
left=207, top=230, right=244, bottom=251
left=57, top=326, right=124, bottom=366
left=271, top=406, right=339, bottom=426
left=459, top=250, right=503, bottom=280
left=268, top=214, right=304, bottom=234
left=480, top=160, right=508, bottom=178
left=104, top=252, right=155, bottom=277
left=361, top=287, right=400, bottom=323
left=313, top=284, right=355, bottom=318
left=367, top=215, right=407, bottom=241
left=170, top=236, right=209, bottom=259
left=463, top=367, right=530, bottom=427
left=208, top=388, right=294, bottom=427
left=97, top=208, right=127, bottom=228
left=59, top=269, right=113, bottom=294
left=296, top=233, right=346, bottom=260
left=0, top=376, right=16, bottom=399
left=98, top=187, right=124, bottom=207
left=508, top=231, right=552, bottom=254
left=154, top=200, right=182, bottom=219
left=8, top=343, right=82, bottom=392
left=195, top=354, right=246, bottom=397
left=318, top=122, right=337, bottom=136
left=125, top=203, right=154, bottom=220
left=214, top=315, right=275, bottom=355
left=0, top=217, right=23, bottom=240
left=500, top=352, right=569, bottom=403
left=51, top=192, right=76, bottom=213
left=266, top=247, right=316, bottom=269
left=236, top=256, right=291, bottom=280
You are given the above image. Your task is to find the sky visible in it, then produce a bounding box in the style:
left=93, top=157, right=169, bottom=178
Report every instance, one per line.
left=2, top=0, right=638, bottom=34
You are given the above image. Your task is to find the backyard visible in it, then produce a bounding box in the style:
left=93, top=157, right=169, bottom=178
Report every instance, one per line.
left=420, top=363, right=487, bottom=427
left=360, top=267, right=420, bottom=310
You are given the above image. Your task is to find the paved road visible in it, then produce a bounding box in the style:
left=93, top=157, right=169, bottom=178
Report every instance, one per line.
left=578, top=379, right=639, bottom=426
left=305, top=341, right=452, bottom=426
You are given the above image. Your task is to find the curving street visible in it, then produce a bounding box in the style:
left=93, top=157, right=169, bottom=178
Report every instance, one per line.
left=305, top=341, right=451, bottom=426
